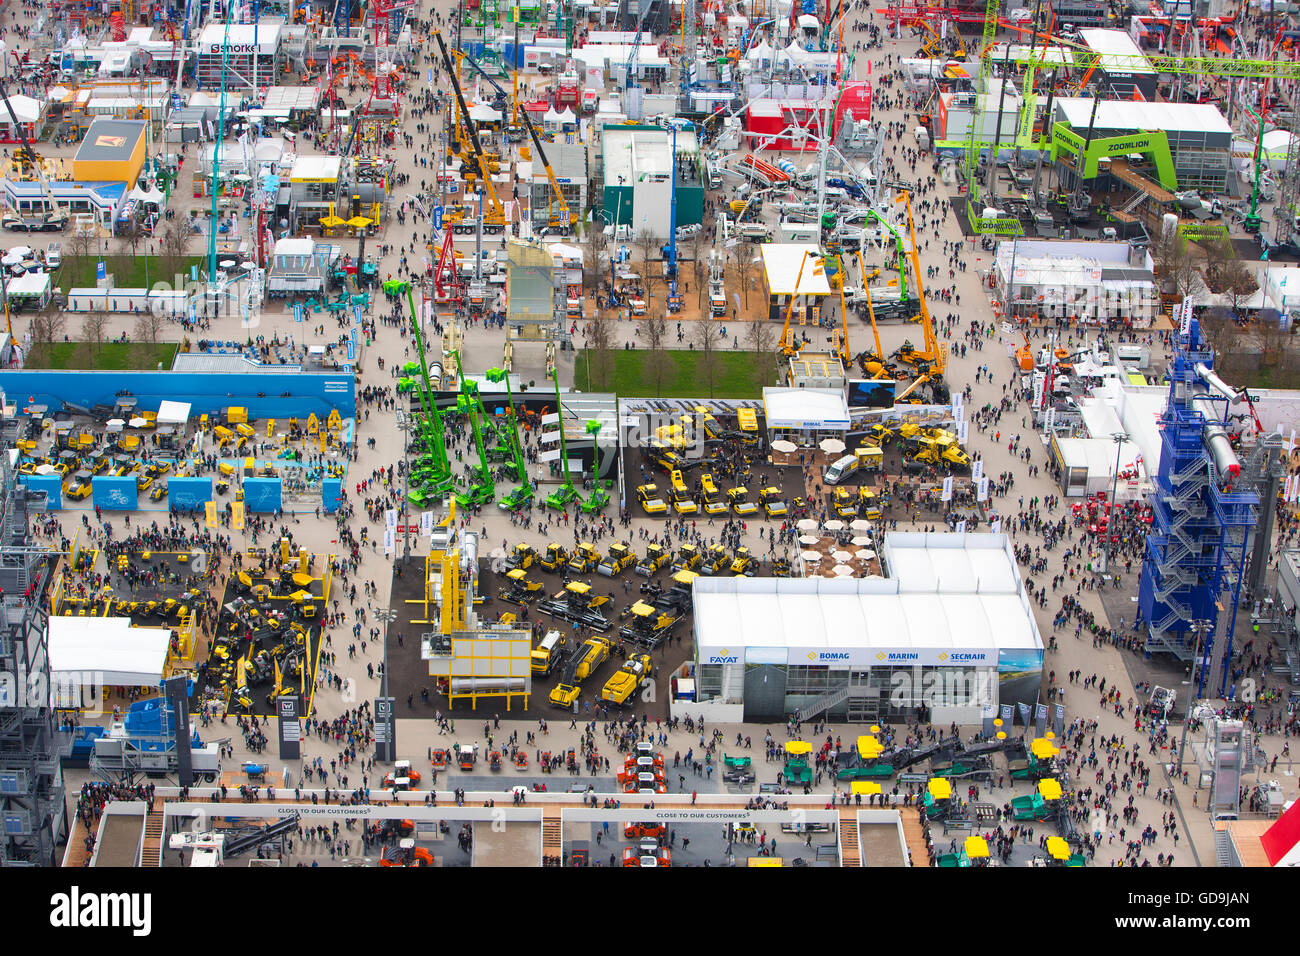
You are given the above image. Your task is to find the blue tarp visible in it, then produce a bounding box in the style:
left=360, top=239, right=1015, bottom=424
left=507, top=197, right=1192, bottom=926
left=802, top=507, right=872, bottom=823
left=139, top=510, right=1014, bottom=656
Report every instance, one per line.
left=91, top=475, right=138, bottom=511
left=168, top=476, right=213, bottom=511
left=243, top=476, right=282, bottom=513
left=19, top=473, right=63, bottom=510
left=321, top=477, right=342, bottom=514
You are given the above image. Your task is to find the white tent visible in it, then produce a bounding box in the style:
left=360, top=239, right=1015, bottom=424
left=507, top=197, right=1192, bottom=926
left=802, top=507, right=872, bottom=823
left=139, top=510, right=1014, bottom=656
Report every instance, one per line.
left=49, top=617, right=171, bottom=688
left=3, top=94, right=41, bottom=124
left=746, top=40, right=774, bottom=64
left=469, top=103, right=502, bottom=123
left=156, top=400, right=191, bottom=425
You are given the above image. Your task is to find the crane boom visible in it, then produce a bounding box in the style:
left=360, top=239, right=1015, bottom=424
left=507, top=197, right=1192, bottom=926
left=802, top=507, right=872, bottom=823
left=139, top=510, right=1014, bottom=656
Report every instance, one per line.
left=519, top=108, right=576, bottom=230
left=434, top=30, right=507, bottom=226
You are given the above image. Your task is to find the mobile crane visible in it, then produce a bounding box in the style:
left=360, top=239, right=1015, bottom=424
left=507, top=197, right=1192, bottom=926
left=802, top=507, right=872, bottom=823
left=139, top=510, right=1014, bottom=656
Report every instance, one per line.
left=434, top=30, right=507, bottom=235
left=520, top=109, right=578, bottom=234
left=451, top=350, right=496, bottom=508
left=778, top=249, right=826, bottom=358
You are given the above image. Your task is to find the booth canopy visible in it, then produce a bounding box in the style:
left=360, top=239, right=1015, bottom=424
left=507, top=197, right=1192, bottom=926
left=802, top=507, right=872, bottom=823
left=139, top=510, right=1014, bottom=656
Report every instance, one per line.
left=156, top=400, right=191, bottom=424
left=763, top=387, right=849, bottom=430
left=49, top=616, right=171, bottom=687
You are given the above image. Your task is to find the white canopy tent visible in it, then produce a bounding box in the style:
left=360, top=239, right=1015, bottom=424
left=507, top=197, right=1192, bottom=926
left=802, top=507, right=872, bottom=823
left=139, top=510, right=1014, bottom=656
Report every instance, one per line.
left=156, top=400, right=191, bottom=425
left=49, top=617, right=172, bottom=688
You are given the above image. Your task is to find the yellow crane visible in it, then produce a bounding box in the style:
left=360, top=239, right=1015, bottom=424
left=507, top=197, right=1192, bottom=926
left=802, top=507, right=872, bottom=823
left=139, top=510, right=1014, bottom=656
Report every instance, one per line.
left=778, top=250, right=824, bottom=358
left=519, top=109, right=578, bottom=233
left=890, top=190, right=945, bottom=378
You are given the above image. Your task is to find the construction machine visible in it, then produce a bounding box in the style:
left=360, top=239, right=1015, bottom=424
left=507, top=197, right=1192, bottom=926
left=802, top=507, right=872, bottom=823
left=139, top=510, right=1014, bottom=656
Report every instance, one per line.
left=637, top=483, right=669, bottom=515
left=519, top=108, right=579, bottom=234
left=538, top=582, right=613, bottom=631
left=601, top=653, right=654, bottom=704
left=538, top=543, right=570, bottom=572
left=699, top=545, right=731, bottom=575
left=567, top=543, right=601, bottom=574
left=889, top=191, right=950, bottom=404
left=669, top=469, right=698, bottom=515
left=634, top=544, right=671, bottom=576
left=727, top=486, right=758, bottom=516
left=697, top=472, right=728, bottom=515
left=597, top=542, right=636, bottom=577
left=671, top=544, right=702, bottom=573
left=434, top=31, right=507, bottom=235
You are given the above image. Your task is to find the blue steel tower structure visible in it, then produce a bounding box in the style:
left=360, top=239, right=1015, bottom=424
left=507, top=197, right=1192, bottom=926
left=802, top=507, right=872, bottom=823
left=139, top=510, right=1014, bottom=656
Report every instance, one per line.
left=1138, top=316, right=1258, bottom=699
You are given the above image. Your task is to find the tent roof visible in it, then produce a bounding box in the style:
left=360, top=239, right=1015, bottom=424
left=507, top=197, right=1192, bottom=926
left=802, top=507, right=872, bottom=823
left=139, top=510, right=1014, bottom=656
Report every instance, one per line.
left=763, top=387, right=849, bottom=430
left=49, top=617, right=171, bottom=687
left=156, top=400, right=190, bottom=424
left=760, top=243, right=831, bottom=296
left=1, top=94, right=41, bottom=123
left=692, top=533, right=1043, bottom=664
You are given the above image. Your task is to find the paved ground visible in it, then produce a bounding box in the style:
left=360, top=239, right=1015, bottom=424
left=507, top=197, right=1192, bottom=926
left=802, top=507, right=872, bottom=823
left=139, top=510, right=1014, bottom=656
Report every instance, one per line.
left=25, top=0, right=1299, bottom=869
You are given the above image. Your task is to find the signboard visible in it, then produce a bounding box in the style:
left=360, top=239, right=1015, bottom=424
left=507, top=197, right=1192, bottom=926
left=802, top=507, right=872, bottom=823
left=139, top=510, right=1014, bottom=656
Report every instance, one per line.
left=374, top=697, right=395, bottom=762
left=698, top=645, right=999, bottom=668
left=293, top=301, right=303, bottom=323
left=847, top=379, right=896, bottom=409
left=347, top=327, right=356, bottom=361
left=277, top=695, right=301, bottom=761
left=942, top=475, right=953, bottom=502
left=96, top=260, right=106, bottom=281
left=433, top=205, right=444, bottom=230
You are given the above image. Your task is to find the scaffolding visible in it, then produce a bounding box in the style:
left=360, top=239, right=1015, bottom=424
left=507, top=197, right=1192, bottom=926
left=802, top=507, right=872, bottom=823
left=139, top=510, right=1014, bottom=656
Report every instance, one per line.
left=1138, top=318, right=1258, bottom=697
left=0, top=416, right=67, bottom=867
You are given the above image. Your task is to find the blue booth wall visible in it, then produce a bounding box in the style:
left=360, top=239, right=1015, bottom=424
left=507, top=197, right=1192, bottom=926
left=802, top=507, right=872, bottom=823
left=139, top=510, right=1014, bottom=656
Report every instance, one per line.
left=168, top=477, right=213, bottom=511
left=243, top=477, right=282, bottom=513
left=0, top=369, right=355, bottom=421
left=321, top=477, right=342, bottom=514
left=92, top=475, right=138, bottom=510
left=20, top=474, right=63, bottom=510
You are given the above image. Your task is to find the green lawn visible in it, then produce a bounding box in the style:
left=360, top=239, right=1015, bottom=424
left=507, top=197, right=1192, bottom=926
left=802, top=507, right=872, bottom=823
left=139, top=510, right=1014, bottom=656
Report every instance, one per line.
left=575, top=348, right=772, bottom=398
left=55, top=255, right=209, bottom=292
left=27, top=342, right=179, bottom=371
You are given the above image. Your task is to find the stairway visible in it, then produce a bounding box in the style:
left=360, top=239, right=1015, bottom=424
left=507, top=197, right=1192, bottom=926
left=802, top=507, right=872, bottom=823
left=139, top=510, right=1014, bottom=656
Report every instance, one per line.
left=799, top=686, right=850, bottom=722
left=140, top=808, right=164, bottom=867
left=839, top=810, right=860, bottom=867
left=541, top=810, right=563, bottom=862
left=900, top=809, right=928, bottom=867
left=1214, top=826, right=1233, bottom=867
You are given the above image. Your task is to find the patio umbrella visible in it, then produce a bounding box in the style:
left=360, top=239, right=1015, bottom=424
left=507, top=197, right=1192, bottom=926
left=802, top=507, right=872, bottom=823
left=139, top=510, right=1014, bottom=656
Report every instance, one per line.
left=771, top=439, right=798, bottom=454
left=831, top=564, right=855, bottom=576
left=798, top=534, right=820, bottom=546
left=832, top=550, right=854, bottom=563
left=489, top=547, right=507, bottom=560
left=799, top=551, right=822, bottom=562
left=850, top=536, right=872, bottom=547
left=819, top=437, right=846, bottom=454
left=1, top=251, right=23, bottom=266
left=856, top=548, right=877, bottom=560
left=318, top=214, right=346, bottom=228
left=796, top=518, right=818, bottom=532
left=106, top=418, right=125, bottom=428
left=128, top=417, right=148, bottom=428
left=824, top=519, right=845, bottom=531
left=347, top=216, right=374, bottom=229
left=849, top=518, right=871, bottom=531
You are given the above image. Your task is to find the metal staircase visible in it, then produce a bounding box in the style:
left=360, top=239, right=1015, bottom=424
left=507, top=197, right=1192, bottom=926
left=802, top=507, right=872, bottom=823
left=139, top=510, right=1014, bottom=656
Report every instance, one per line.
left=799, top=686, right=850, bottom=722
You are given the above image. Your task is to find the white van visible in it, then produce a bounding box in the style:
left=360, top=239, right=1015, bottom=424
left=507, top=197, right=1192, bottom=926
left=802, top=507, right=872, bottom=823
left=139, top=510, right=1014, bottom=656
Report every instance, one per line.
left=778, top=222, right=820, bottom=243
left=823, top=454, right=861, bottom=485
left=1115, top=344, right=1150, bottom=369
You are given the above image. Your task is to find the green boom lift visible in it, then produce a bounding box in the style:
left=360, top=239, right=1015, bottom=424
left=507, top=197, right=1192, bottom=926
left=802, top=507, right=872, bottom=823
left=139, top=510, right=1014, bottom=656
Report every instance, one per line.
left=451, top=351, right=496, bottom=508
left=485, top=366, right=534, bottom=511
left=401, top=289, right=454, bottom=506
left=543, top=366, right=580, bottom=510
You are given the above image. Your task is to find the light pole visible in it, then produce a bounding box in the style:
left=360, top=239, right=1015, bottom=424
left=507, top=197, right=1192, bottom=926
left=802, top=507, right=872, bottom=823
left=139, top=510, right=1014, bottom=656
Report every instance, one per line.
left=1102, top=432, right=1129, bottom=576
left=1176, top=619, right=1214, bottom=776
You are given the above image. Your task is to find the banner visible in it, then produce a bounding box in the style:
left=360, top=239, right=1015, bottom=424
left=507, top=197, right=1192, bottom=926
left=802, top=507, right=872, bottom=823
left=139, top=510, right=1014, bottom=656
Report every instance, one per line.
left=1000, top=703, right=1014, bottom=726
left=991, top=518, right=1002, bottom=534
left=955, top=520, right=967, bottom=533
left=277, top=696, right=301, bottom=761
left=421, top=510, right=435, bottom=536
left=1017, top=702, right=1032, bottom=730
left=1053, top=703, right=1066, bottom=737
left=978, top=475, right=989, bottom=501
left=958, top=420, right=968, bottom=444
left=385, top=508, right=398, bottom=530
left=971, top=459, right=983, bottom=483
left=1034, top=702, right=1049, bottom=737
left=205, top=501, right=218, bottom=528
left=232, top=501, right=245, bottom=530
left=942, top=476, right=953, bottom=502
left=384, top=527, right=396, bottom=554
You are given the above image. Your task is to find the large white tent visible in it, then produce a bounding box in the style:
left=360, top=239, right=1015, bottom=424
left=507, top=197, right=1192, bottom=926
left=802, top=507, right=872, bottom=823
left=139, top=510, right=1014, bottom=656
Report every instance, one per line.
left=49, top=617, right=171, bottom=688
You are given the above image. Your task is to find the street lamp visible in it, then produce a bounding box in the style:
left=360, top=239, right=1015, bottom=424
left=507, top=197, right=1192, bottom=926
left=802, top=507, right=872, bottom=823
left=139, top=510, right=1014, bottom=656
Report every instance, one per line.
left=1101, top=432, right=1130, bottom=576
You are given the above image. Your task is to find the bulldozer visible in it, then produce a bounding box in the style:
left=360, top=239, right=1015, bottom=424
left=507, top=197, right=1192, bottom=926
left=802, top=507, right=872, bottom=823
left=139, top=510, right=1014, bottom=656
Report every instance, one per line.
left=538, top=543, right=570, bottom=572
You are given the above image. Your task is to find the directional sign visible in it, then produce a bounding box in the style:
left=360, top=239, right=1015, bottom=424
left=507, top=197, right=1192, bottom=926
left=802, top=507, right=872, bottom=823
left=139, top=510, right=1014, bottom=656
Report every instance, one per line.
left=353, top=303, right=363, bottom=325
left=433, top=205, right=444, bottom=231
left=293, top=301, right=303, bottom=323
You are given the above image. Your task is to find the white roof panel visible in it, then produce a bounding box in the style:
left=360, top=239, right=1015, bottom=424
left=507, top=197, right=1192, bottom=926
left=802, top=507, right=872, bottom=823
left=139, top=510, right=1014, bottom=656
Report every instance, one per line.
left=1055, top=97, right=1230, bottom=136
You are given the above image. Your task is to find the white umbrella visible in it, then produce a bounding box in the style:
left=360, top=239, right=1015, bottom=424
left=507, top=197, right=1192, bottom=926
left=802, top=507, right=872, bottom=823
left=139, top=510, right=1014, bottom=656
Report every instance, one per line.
left=857, top=549, right=877, bottom=560
left=824, top=519, right=845, bottom=531
left=34, top=463, right=56, bottom=475
left=106, top=418, right=125, bottom=428
left=489, top=547, right=507, bottom=560
left=850, top=536, right=872, bottom=547
left=796, top=518, right=818, bottom=532
left=8, top=245, right=32, bottom=258
left=798, top=534, right=820, bottom=546
left=832, top=550, right=854, bottom=563
left=800, top=551, right=822, bottom=562
left=849, top=518, right=871, bottom=531
left=0, top=251, right=22, bottom=266
left=128, top=417, right=148, bottom=428
left=831, top=564, right=855, bottom=576
left=771, top=439, right=798, bottom=453
left=819, top=437, right=846, bottom=454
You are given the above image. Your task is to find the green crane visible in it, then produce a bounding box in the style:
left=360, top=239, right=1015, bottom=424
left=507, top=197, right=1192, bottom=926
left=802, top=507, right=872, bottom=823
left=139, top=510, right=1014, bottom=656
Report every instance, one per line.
left=1243, top=107, right=1267, bottom=235
left=577, top=418, right=610, bottom=515
left=401, top=289, right=454, bottom=506
left=485, top=366, right=534, bottom=511
left=451, top=351, right=496, bottom=508
left=864, top=210, right=909, bottom=303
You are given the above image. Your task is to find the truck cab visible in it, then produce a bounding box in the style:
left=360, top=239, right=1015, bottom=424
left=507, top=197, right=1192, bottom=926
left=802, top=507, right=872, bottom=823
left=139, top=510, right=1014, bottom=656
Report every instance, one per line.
left=531, top=630, right=565, bottom=675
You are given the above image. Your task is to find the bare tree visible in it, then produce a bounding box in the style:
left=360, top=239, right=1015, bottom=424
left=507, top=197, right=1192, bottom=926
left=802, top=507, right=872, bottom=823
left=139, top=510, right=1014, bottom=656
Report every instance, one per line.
left=1199, top=305, right=1241, bottom=360
left=81, top=311, right=109, bottom=364
left=583, top=216, right=609, bottom=298
left=636, top=226, right=660, bottom=298
left=694, top=319, right=722, bottom=398
left=583, top=313, right=616, bottom=391
left=642, top=313, right=675, bottom=396
left=1150, top=229, right=1201, bottom=301
left=134, top=309, right=166, bottom=345
left=1204, top=243, right=1259, bottom=318
left=1255, top=310, right=1289, bottom=368
left=744, top=318, right=777, bottom=392
left=734, top=250, right=755, bottom=313
left=119, top=218, right=144, bottom=259
left=157, top=217, right=192, bottom=288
